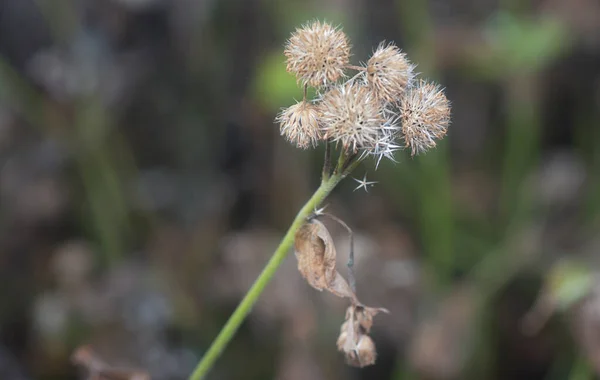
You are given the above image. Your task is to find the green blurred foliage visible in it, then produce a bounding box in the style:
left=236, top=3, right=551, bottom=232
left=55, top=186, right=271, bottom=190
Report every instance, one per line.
left=252, top=50, right=302, bottom=110
left=473, top=13, right=571, bottom=78
left=548, top=260, right=594, bottom=311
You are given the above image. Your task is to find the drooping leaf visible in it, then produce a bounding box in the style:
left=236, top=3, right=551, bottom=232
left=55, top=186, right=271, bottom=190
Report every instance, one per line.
left=294, top=219, right=358, bottom=302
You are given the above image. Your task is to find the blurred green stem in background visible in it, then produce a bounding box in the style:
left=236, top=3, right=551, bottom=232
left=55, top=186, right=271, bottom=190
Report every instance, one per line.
left=0, top=58, right=132, bottom=267
left=74, top=98, right=131, bottom=266
left=188, top=148, right=363, bottom=380
left=397, top=0, right=455, bottom=289
left=500, top=75, right=541, bottom=225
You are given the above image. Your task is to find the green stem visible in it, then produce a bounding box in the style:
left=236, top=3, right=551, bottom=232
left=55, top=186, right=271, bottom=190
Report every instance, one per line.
left=322, top=142, right=332, bottom=181
left=189, top=160, right=355, bottom=380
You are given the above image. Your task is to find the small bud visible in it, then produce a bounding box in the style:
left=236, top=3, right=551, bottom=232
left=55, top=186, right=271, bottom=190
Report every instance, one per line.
left=277, top=100, right=321, bottom=149
left=319, top=82, right=385, bottom=152
left=366, top=43, right=414, bottom=103
left=284, top=21, right=351, bottom=88
left=400, top=80, right=451, bottom=156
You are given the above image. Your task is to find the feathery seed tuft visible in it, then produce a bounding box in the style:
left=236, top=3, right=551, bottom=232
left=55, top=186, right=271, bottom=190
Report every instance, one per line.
left=318, top=82, right=385, bottom=152
left=400, top=80, right=451, bottom=156
left=277, top=100, right=322, bottom=149
left=366, top=43, right=414, bottom=103
left=284, top=21, right=351, bottom=88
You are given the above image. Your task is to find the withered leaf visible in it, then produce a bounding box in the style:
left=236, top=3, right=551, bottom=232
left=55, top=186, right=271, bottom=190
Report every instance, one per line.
left=294, top=220, right=358, bottom=302
left=295, top=219, right=389, bottom=369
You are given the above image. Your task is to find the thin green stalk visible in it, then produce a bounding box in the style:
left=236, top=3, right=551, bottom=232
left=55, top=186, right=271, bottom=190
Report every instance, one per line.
left=322, top=142, right=332, bottom=180
left=189, top=154, right=361, bottom=380
left=500, top=75, right=540, bottom=226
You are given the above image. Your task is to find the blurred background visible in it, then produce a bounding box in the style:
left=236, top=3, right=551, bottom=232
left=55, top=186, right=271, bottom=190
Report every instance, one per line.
left=1, top=0, right=600, bottom=379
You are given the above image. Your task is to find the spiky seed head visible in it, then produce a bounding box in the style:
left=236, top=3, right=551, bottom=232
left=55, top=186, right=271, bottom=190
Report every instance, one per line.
left=360, top=109, right=402, bottom=163
left=277, top=100, right=322, bottom=149
left=318, top=82, right=385, bottom=152
left=400, top=80, right=451, bottom=156
left=366, top=43, right=414, bottom=103
left=284, top=21, right=351, bottom=88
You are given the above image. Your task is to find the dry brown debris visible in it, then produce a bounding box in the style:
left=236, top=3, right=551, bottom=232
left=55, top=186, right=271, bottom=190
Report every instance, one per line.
left=294, top=219, right=388, bottom=367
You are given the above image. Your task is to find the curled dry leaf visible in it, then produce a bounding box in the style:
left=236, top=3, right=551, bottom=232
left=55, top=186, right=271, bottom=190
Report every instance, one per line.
left=295, top=219, right=389, bottom=368
left=294, top=219, right=358, bottom=302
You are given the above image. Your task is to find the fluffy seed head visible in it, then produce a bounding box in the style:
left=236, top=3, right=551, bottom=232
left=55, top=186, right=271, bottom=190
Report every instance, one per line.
left=284, top=21, right=351, bottom=88
left=277, top=100, right=322, bottom=149
left=354, top=335, right=377, bottom=367
left=366, top=43, right=414, bottom=103
left=336, top=319, right=352, bottom=351
left=400, top=80, right=451, bottom=156
left=318, top=82, right=386, bottom=152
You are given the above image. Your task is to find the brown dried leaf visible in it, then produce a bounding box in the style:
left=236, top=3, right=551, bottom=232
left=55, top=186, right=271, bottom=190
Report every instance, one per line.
left=295, top=219, right=389, bottom=369
left=329, top=273, right=358, bottom=301
left=294, top=220, right=358, bottom=302
left=294, top=220, right=335, bottom=290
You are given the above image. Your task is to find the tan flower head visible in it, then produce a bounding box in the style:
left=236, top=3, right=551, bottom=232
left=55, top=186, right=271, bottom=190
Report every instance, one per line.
left=366, top=43, right=414, bottom=103
left=318, top=82, right=388, bottom=152
left=284, top=21, right=351, bottom=88
left=277, top=100, right=322, bottom=149
left=400, top=80, right=451, bottom=156
left=336, top=305, right=386, bottom=367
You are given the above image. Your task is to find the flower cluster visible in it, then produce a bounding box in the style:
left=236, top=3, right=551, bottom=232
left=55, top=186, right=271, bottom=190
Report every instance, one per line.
left=283, top=20, right=453, bottom=369
left=277, top=20, right=451, bottom=159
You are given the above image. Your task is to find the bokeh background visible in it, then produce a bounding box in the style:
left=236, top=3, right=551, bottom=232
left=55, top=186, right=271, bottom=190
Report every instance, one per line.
left=1, top=0, right=600, bottom=379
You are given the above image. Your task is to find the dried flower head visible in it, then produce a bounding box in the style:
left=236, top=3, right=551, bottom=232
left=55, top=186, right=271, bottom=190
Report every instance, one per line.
left=277, top=20, right=451, bottom=165
left=319, top=82, right=392, bottom=153
left=336, top=305, right=386, bottom=367
left=366, top=43, right=414, bottom=103
left=277, top=100, right=322, bottom=149
left=400, top=80, right=451, bottom=156
left=354, top=335, right=377, bottom=366
left=284, top=21, right=351, bottom=88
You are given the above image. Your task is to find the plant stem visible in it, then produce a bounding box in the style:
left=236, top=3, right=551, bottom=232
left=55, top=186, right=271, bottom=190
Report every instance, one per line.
left=322, top=142, right=332, bottom=180
left=189, top=167, right=350, bottom=380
